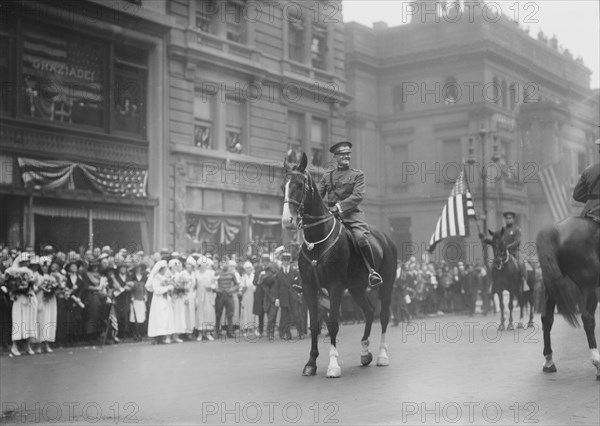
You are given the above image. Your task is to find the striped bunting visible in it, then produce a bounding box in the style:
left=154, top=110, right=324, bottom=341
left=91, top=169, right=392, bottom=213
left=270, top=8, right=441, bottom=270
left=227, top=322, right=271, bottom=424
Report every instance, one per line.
left=538, top=163, right=570, bottom=221
left=428, top=168, right=476, bottom=251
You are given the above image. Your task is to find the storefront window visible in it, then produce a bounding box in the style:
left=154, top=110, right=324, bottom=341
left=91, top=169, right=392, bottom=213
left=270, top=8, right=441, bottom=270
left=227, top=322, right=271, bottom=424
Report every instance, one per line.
left=22, top=27, right=105, bottom=128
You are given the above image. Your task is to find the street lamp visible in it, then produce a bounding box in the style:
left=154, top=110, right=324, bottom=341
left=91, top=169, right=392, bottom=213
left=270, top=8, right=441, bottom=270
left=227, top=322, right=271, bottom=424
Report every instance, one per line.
left=466, top=126, right=500, bottom=266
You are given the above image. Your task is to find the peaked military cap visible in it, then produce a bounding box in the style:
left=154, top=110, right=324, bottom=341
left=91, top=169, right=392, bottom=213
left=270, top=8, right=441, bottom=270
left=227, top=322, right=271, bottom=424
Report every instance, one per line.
left=503, top=211, right=516, bottom=219
left=329, top=141, right=352, bottom=154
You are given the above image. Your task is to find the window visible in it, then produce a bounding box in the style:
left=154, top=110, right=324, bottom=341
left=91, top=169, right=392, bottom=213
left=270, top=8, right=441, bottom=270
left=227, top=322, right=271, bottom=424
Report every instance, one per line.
left=194, top=89, right=214, bottom=149
left=509, top=83, right=517, bottom=110
left=113, top=46, right=147, bottom=135
left=443, top=76, right=458, bottom=104
left=393, top=85, right=404, bottom=112
left=224, top=0, right=246, bottom=43
left=22, top=26, right=106, bottom=128
left=442, top=139, right=462, bottom=182
left=310, top=118, right=326, bottom=167
left=311, top=23, right=327, bottom=70
left=287, top=111, right=304, bottom=162
left=226, top=97, right=244, bottom=153
left=288, top=14, right=305, bottom=62
left=387, top=145, right=409, bottom=188
left=0, top=23, right=15, bottom=113
left=19, top=24, right=148, bottom=137
left=196, top=0, right=218, bottom=33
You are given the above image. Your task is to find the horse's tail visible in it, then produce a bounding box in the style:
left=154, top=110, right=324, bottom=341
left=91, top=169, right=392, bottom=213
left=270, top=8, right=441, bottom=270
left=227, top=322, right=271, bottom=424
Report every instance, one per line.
left=536, top=224, right=580, bottom=327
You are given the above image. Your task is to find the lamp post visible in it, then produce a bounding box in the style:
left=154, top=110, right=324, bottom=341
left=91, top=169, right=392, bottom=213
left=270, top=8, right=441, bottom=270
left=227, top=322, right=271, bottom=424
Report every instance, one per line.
left=466, top=126, right=500, bottom=266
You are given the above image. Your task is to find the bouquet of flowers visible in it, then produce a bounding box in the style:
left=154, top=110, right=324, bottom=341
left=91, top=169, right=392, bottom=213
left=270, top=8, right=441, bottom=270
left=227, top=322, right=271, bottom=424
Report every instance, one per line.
left=40, top=275, right=60, bottom=300
left=173, top=274, right=188, bottom=297
left=3, top=266, right=35, bottom=298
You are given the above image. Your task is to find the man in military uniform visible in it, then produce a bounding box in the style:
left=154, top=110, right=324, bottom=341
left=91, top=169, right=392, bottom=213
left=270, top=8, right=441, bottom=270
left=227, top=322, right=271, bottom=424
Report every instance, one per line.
left=480, top=211, right=527, bottom=287
left=573, top=139, right=600, bottom=223
left=317, top=141, right=383, bottom=287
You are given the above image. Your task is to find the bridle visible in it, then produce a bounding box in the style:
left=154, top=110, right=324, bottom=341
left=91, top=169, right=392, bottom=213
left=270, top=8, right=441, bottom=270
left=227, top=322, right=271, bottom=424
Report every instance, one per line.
left=284, top=169, right=337, bottom=251
left=492, top=240, right=510, bottom=270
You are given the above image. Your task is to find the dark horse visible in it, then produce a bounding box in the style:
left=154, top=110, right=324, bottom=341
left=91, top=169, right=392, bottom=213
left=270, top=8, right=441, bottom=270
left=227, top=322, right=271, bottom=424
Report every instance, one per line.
left=536, top=216, right=600, bottom=379
left=486, top=229, right=522, bottom=331
left=516, top=262, right=537, bottom=329
left=282, top=153, right=397, bottom=377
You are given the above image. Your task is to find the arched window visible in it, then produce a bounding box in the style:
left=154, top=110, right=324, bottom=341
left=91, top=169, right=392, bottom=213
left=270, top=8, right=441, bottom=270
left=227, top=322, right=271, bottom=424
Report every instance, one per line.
left=443, top=76, right=458, bottom=104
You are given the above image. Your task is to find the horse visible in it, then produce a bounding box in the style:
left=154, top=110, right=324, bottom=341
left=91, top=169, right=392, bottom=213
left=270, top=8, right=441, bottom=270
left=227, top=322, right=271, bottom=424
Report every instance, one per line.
left=486, top=228, right=522, bottom=331
left=281, top=153, right=397, bottom=378
left=535, top=216, right=600, bottom=379
left=516, top=262, right=537, bottom=329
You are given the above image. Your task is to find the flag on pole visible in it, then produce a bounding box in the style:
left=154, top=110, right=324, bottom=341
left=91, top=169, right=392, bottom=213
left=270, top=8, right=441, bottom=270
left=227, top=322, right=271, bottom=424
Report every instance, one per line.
left=538, top=163, right=570, bottom=221
left=428, top=168, right=476, bottom=251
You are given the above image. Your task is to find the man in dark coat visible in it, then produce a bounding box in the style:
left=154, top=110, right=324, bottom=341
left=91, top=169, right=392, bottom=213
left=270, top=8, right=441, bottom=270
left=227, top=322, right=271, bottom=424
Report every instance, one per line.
left=317, top=141, right=383, bottom=287
left=277, top=252, right=304, bottom=339
left=260, top=262, right=281, bottom=340
left=573, top=139, right=600, bottom=222
left=252, top=254, right=270, bottom=336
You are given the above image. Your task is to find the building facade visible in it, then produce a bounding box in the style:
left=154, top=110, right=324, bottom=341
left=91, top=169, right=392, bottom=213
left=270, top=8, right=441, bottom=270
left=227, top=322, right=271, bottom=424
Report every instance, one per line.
left=165, top=0, right=349, bottom=257
left=1, top=0, right=172, bottom=253
left=345, top=0, right=599, bottom=262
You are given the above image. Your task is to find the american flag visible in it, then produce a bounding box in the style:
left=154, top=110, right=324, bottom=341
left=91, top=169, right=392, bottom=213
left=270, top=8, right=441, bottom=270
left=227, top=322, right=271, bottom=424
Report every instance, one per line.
left=538, top=163, right=571, bottom=221
left=428, top=168, right=476, bottom=251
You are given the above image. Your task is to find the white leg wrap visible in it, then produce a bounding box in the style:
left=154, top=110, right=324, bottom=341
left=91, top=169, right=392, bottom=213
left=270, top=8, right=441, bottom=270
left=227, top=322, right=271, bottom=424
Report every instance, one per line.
left=590, top=348, right=600, bottom=368
left=377, top=333, right=389, bottom=366
left=360, top=339, right=370, bottom=356
left=327, top=345, right=341, bottom=378
left=543, top=354, right=554, bottom=369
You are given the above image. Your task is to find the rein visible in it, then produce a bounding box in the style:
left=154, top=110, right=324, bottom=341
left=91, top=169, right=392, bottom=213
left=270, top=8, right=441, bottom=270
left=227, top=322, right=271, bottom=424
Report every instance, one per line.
left=494, top=249, right=510, bottom=270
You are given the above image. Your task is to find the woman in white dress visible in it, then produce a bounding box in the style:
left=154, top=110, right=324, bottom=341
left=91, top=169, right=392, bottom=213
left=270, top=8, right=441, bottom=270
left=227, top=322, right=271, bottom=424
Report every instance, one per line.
left=182, top=256, right=197, bottom=339
left=195, top=256, right=216, bottom=341
left=146, top=260, right=175, bottom=344
left=34, top=256, right=58, bottom=353
left=169, top=258, right=186, bottom=343
left=238, top=261, right=256, bottom=336
left=6, top=253, right=37, bottom=356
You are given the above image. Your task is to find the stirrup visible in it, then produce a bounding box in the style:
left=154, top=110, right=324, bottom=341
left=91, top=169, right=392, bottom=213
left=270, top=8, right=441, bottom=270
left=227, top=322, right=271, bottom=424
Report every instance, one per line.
left=368, top=271, right=383, bottom=288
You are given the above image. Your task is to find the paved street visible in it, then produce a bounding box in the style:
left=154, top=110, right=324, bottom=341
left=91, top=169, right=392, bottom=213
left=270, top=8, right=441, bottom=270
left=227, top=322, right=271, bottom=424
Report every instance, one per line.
left=2, top=309, right=599, bottom=425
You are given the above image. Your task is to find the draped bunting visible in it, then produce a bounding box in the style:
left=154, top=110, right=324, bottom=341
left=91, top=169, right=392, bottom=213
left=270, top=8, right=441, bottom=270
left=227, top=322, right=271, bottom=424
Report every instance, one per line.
left=18, top=157, right=147, bottom=197
left=185, top=214, right=242, bottom=245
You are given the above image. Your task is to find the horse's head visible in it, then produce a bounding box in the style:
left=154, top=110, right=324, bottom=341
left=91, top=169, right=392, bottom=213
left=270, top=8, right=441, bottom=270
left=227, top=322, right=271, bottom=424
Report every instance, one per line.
left=488, top=228, right=509, bottom=268
left=282, top=152, right=311, bottom=229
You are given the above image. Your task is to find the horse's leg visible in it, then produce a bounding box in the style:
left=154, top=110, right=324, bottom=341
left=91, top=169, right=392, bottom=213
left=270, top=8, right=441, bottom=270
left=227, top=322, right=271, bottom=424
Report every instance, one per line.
left=349, top=288, right=374, bottom=366
left=376, top=284, right=392, bottom=366
left=302, top=287, right=320, bottom=376
left=497, top=291, right=505, bottom=331
left=517, top=293, right=524, bottom=329
left=326, top=286, right=344, bottom=378
left=527, top=292, right=535, bottom=328
left=580, top=286, right=600, bottom=380
left=507, top=292, right=515, bottom=331
left=542, top=294, right=557, bottom=373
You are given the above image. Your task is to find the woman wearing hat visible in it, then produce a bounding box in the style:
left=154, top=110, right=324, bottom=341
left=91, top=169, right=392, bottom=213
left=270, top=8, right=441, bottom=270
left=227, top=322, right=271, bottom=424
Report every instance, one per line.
left=168, top=258, right=186, bottom=343
left=181, top=256, right=198, bottom=340
left=80, top=259, right=105, bottom=344
left=238, top=261, right=256, bottom=336
left=195, top=256, right=216, bottom=341
left=60, top=258, right=84, bottom=346
left=5, top=253, right=37, bottom=356
left=34, top=256, right=59, bottom=353
left=146, top=260, right=175, bottom=344
left=128, top=257, right=148, bottom=341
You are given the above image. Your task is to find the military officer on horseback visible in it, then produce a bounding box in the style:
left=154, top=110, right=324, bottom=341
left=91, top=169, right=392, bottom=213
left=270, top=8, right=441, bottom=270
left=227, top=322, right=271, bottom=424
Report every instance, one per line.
left=317, top=141, right=383, bottom=288
left=573, top=139, right=600, bottom=223
left=480, top=211, right=528, bottom=289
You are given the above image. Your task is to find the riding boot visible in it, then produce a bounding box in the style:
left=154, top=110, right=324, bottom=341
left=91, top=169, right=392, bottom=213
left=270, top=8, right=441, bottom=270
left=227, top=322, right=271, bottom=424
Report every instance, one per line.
left=359, top=242, right=383, bottom=288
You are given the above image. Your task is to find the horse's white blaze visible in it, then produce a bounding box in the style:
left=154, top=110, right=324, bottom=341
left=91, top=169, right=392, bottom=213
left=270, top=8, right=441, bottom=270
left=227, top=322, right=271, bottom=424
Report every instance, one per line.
left=281, top=180, right=294, bottom=228
left=327, top=345, right=341, bottom=378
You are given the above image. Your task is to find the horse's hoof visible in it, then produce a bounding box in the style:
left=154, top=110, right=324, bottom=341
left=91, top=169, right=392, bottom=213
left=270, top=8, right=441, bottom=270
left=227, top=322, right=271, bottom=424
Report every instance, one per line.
left=376, top=356, right=389, bottom=367
left=302, top=365, right=317, bottom=376
left=361, top=352, right=373, bottom=366
left=516, top=322, right=523, bottom=329
left=507, top=323, right=514, bottom=331
left=326, top=366, right=341, bottom=378
left=542, top=365, right=557, bottom=373
left=498, top=324, right=505, bottom=331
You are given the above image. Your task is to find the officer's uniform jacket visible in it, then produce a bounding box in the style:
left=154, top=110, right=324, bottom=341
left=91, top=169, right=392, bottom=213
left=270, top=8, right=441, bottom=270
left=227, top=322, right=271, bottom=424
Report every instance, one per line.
left=502, top=225, right=521, bottom=258
left=317, top=167, right=365, bottom=220
left=573, top=162, right=600, bottom=217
